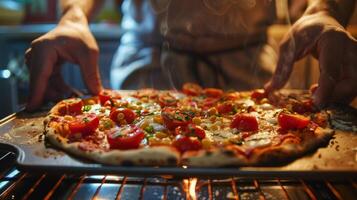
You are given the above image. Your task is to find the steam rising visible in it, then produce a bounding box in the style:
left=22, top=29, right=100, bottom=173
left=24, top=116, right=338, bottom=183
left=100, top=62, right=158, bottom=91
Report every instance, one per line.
left=113, top=0, right=297, bottom=90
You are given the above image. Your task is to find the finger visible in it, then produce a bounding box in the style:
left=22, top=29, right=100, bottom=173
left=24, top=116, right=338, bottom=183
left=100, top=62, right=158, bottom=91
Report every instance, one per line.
left=43, top=74, right=71, bottom=103
left=24, top=48, right=32, bottom=68
left=26, top=48, right=57, bottom=111
left=48, top=65, right=73, bottom=99
left=312, top=35, right=343, bottom=107
left=265, top=37, right=296, bottom=93
left=25, top=48, right=32, bottom=60
left=78, top=52, right=102, bottom=95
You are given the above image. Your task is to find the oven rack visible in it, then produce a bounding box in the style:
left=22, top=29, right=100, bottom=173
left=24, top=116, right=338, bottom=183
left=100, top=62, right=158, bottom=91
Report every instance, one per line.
left=0, top=151, right=356, bottom=200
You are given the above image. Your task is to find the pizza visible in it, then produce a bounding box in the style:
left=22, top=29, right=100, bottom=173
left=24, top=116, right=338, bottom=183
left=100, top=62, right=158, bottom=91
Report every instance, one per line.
left=43, top=83, right=334, bottom=167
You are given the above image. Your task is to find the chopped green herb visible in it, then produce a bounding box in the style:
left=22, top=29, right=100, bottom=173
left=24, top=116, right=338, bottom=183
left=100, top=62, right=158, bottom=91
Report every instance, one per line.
left=233, top=106, right=238, bottom=113
left=103, top=120, right=112, bottom=129
left=146, top=134, right=155, bottom=139
left=144, top=125, right=154, bottom=134
left=83, top=105, right=92, bottom=112
left=175, top=116, right=183, bottom=121
left=83, top=117, right=89, bottom=123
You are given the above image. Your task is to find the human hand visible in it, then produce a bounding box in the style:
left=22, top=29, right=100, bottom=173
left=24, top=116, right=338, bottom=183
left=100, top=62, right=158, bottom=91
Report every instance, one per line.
left=25, top=8, right=102, bottom=111
left=265, top=12, right=357, bottom=107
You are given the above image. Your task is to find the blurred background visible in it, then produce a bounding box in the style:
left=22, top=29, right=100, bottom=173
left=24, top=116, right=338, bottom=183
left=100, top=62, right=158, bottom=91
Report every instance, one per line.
left=0, top=0, right=357, bottom=118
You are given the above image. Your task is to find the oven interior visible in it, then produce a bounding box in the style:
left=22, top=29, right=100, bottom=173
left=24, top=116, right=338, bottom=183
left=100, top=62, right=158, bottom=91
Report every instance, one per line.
left=0, top=151, right=356, bottom=200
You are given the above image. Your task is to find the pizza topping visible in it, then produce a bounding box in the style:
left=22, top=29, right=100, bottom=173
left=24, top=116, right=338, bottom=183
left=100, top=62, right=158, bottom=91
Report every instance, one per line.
left=311, top=112, right=329, bottom=127
left=58, top=98, right=84, bottom=115
left=251, top=89, right=267, bottom=100
left=207, top=107, right=219, bottom=116
left=217, top=102, right=235, bottom=114
left=259, top=103, right=273, bottom=110
left=201, top=138, right=212, bottom=149
left=172, top=135, right=202, bottom=153
left=82, top=105, right=92, bottom=112
left=98, top=118, right=115, bottom=131
left=161, top=107, right=193, bottom=130
left=182, top=83, right=202, bottom=96
left=231, top=114, right=259, bottom=132
left=107, top=125, right=145, bottom=150
left=175, top=124, right=206, bottom=139
left=200, top=97, right=219, bottom=109
left=223, top=91, right=240, bottom=100
left=228, top=135, right=244, bottom=145
left=153, top=115, right=164, bottom=124
left=292, top=99, right=314, bottom=114
left=154, top=131, right=168, bottom=139
left=158, top=92, right=178, bottom=107
left=245, top=138, right=272, bottom=148
left=46, top=85, right=333, bottom=167
left=278, top=112, right=310, bottom=130
left=133, top=88, right=158, bottom=99
left=110, top=108, right=137, bottom=125
left=68, top=113, right=99, bottom=136
left=99, top=90, right=121, bottom=105
left=203, top=88, right=224, bottom=98
left=144, top=125, right=155, bottom=134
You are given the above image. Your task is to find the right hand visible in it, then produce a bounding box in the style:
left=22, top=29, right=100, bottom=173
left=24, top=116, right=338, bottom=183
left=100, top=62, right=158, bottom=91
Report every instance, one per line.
left=264, top=12, right=357, bottom=108
left=25, top=8, right=102, bottom=111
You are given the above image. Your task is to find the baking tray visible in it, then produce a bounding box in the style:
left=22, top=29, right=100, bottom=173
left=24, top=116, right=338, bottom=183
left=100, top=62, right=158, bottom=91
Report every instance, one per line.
left=0, top=109, right=356, bottom=179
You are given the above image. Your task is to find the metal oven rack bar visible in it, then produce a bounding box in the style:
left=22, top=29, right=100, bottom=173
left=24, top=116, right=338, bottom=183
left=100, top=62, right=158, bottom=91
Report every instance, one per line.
left=0, top=151, right=356, bottom=199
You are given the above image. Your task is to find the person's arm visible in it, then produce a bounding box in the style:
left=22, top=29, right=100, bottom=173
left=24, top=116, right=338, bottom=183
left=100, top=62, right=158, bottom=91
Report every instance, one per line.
left=265, top=0, right=357, bottom=107
left=25, top=0, right=106, bottom=111
left=60, top=0, right=105, bottom=20
left=304, top=0, right=355, bottom=27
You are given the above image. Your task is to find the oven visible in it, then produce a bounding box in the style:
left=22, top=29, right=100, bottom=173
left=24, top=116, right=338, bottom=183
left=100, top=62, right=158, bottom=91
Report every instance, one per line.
left=0, top=154, right=356, bottom=199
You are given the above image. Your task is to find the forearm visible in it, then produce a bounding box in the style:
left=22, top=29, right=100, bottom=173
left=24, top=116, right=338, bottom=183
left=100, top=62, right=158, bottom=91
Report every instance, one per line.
left=60, top=0, right=105, bottom=21
left=305, top=0, right=356, bottom=27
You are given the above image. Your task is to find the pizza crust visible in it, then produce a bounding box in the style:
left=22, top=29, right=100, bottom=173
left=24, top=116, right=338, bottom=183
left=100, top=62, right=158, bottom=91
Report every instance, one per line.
left=181, top=148, right=248, bottom=167
left=45, top=118, right=180, bottom=166
left=181, top=127, right=334, bottom=167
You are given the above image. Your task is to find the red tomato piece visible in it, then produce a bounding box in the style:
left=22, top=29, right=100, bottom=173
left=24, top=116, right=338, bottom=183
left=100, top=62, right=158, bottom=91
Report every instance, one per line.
left=158, top=92, right=178, bottom=107
left=161, top=107, right=193, bottom=130
left=217, top=102, right=234, bottom=114
left=182, top=83, right=202, bottom=96
left=172, top=135, right=202, bottom=153
left=200, top=97, right=219, bottom=108
left=278, top=112, right=310, bottom=130
left=68, top=113, right=99, bottom=136
left=107, top=125, right=145, bottom=150
left=98, top=90, right=121, bottom=105
left=132, top=88, right=158, bottom=99
left=230, top=114, right=259, bottom=132
left=175, top=124, right=206, bottom=139
left=223, top=92, right=240, bottom=100
left=67, top=98, right=83, bottom=114
left=110, top=108, right=137, bottom=124
left=58, top=98, right=83, bottom=115
left=203, top=88, right=223, bottom=98
left=251, top=89, right=267, bottom=100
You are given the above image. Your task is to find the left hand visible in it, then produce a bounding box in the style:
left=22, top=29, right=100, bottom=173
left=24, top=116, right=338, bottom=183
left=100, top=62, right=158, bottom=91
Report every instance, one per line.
left=265, top=12, right=357, bottom=107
